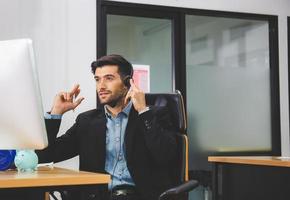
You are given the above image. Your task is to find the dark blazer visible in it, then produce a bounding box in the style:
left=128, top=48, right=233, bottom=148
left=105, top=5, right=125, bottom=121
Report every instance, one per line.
left=37, top=106, right=178, bottom=200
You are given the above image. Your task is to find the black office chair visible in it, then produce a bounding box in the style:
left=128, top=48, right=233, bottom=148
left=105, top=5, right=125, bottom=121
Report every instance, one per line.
left=145, top=90, right=199, bottom=200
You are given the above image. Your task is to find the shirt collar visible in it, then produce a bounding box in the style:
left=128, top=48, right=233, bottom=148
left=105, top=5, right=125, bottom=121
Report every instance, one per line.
left=104, top=101, right=133, bottom=118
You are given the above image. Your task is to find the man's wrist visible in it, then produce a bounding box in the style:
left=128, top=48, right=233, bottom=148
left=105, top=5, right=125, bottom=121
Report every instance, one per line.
left=138, top=106, right=150, bottom=115
left=44, top=112, right=63, bottom=119
left=50, top=107, right=64, bottom=115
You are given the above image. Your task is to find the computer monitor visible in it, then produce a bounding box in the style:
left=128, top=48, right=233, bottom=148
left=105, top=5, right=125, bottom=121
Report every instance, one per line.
left=0, top=38, right=48, bottom=149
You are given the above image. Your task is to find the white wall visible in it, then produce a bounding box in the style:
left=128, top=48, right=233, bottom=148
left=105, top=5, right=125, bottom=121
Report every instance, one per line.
left=0, top=0, right=96, bottom=169
left=108, top=0, right=290, bottom=156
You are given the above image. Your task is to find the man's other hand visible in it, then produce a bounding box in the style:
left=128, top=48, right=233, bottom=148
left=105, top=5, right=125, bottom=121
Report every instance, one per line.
left=51, top=84, right=85, bottom=115
left=124, top=79, right=146, bottom=113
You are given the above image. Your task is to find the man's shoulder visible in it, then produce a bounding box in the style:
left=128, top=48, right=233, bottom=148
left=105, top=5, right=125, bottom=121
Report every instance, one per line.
left=77, top=108, right=104, bottom=120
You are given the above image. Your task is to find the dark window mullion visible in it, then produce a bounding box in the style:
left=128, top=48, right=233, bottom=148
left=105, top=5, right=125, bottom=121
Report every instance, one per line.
left=268, top=16, right=280, bottom=155
left=97, top=0, right=107, bottom=58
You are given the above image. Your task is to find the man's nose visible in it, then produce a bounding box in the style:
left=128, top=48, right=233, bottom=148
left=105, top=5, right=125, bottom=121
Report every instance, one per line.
left=97, top=79, right=106, bottom=89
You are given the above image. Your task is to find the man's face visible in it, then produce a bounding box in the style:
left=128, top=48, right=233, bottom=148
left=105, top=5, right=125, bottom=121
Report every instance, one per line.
left=94, top=65, right=127, bottom=107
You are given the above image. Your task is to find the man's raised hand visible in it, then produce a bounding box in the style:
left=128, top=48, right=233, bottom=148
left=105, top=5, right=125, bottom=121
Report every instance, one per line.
left=124, top=79, right=146, bottom=113
left=51, top=84, right=85, bottom=115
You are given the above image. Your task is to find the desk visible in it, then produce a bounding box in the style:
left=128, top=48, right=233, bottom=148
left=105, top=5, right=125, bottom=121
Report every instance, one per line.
left=0, top=167, right=110, bottom=199
left=208, top=156, right=290, bottom=200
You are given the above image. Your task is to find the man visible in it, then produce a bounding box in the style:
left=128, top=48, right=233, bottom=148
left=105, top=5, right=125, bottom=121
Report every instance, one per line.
left=37, top=55, right=178, bottom=200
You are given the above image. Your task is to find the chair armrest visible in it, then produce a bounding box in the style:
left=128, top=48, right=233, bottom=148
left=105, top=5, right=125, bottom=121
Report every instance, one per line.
left=159, top=180, right=199, bottom=200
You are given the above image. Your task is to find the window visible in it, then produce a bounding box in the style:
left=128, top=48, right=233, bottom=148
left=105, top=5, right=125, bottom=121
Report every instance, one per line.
left=97, top=1, right=280, bottom=171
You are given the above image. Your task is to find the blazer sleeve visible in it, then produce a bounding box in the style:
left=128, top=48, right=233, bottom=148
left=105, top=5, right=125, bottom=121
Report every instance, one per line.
left=36, top=115, right=83, bottom=163
left=138, top=107, right=178, bottom=165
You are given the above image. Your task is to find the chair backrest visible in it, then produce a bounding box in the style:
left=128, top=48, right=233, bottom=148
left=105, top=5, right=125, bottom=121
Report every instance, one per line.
left=145, top=90, right=187, bottom=133
left=145, top=90, right=189, bottom=184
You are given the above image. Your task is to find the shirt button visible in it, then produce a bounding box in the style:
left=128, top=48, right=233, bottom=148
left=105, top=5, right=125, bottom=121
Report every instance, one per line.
left=89, top=194, right=96, bottom=199
left=115, top=137, right=120, bottom=142
left=118, top=155, right=123, bottom=160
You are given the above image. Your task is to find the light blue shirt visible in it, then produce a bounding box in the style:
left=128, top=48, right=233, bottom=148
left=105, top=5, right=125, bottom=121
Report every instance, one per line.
left=104, top=101, right=135, bottom=190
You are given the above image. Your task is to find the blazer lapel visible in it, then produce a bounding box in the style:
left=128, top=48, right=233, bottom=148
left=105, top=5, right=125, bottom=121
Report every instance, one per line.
left=125, top=108, right=139, bottom=162
left=87, top=111, right=107, bottom=171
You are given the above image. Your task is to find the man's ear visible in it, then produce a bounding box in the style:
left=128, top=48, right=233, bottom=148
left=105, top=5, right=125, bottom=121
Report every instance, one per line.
left=123, top=75, right=131, bottom=88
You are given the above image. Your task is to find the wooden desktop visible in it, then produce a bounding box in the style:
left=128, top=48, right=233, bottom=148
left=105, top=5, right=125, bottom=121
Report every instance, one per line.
left=0, top=166, right=110, bottom=199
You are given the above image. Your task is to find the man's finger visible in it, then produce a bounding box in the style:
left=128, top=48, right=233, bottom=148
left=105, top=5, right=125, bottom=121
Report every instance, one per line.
left=70, top=84, right=80, bottom=96
left=129, top=79, right=139, bottom=90
left=74, top=89, right=81, bottom=99
left=66, top=93, right=71, bottom=101
left=62, top=92, right=69, bottom=101
left=59, top=92, right=65, bottom=100
left=73, top=97, right=85, bottom=109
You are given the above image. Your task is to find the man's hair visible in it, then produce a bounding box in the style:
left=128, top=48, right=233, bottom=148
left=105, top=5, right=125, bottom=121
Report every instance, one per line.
left=91, top=54, right=133, bottom=78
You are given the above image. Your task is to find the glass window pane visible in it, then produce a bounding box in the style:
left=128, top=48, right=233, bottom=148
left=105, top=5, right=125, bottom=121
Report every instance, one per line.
left=186, top=15, right=271, bottom=156
left=107, top=15, right=173, bottom=92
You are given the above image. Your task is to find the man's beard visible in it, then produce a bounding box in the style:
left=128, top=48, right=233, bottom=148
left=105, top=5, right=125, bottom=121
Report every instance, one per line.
left=99, top=89, right=127, bottom=108
left=105, top=94, right=123, bottom=107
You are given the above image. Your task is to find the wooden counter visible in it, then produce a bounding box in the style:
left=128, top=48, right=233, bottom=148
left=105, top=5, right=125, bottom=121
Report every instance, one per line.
left=0, top=167, right=110, bottom=189
left=208, top=156, right=290, bottom=167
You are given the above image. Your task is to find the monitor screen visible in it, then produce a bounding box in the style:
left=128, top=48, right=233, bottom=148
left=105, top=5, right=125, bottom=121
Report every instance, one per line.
left=0, top=39, right=48, bottom=149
